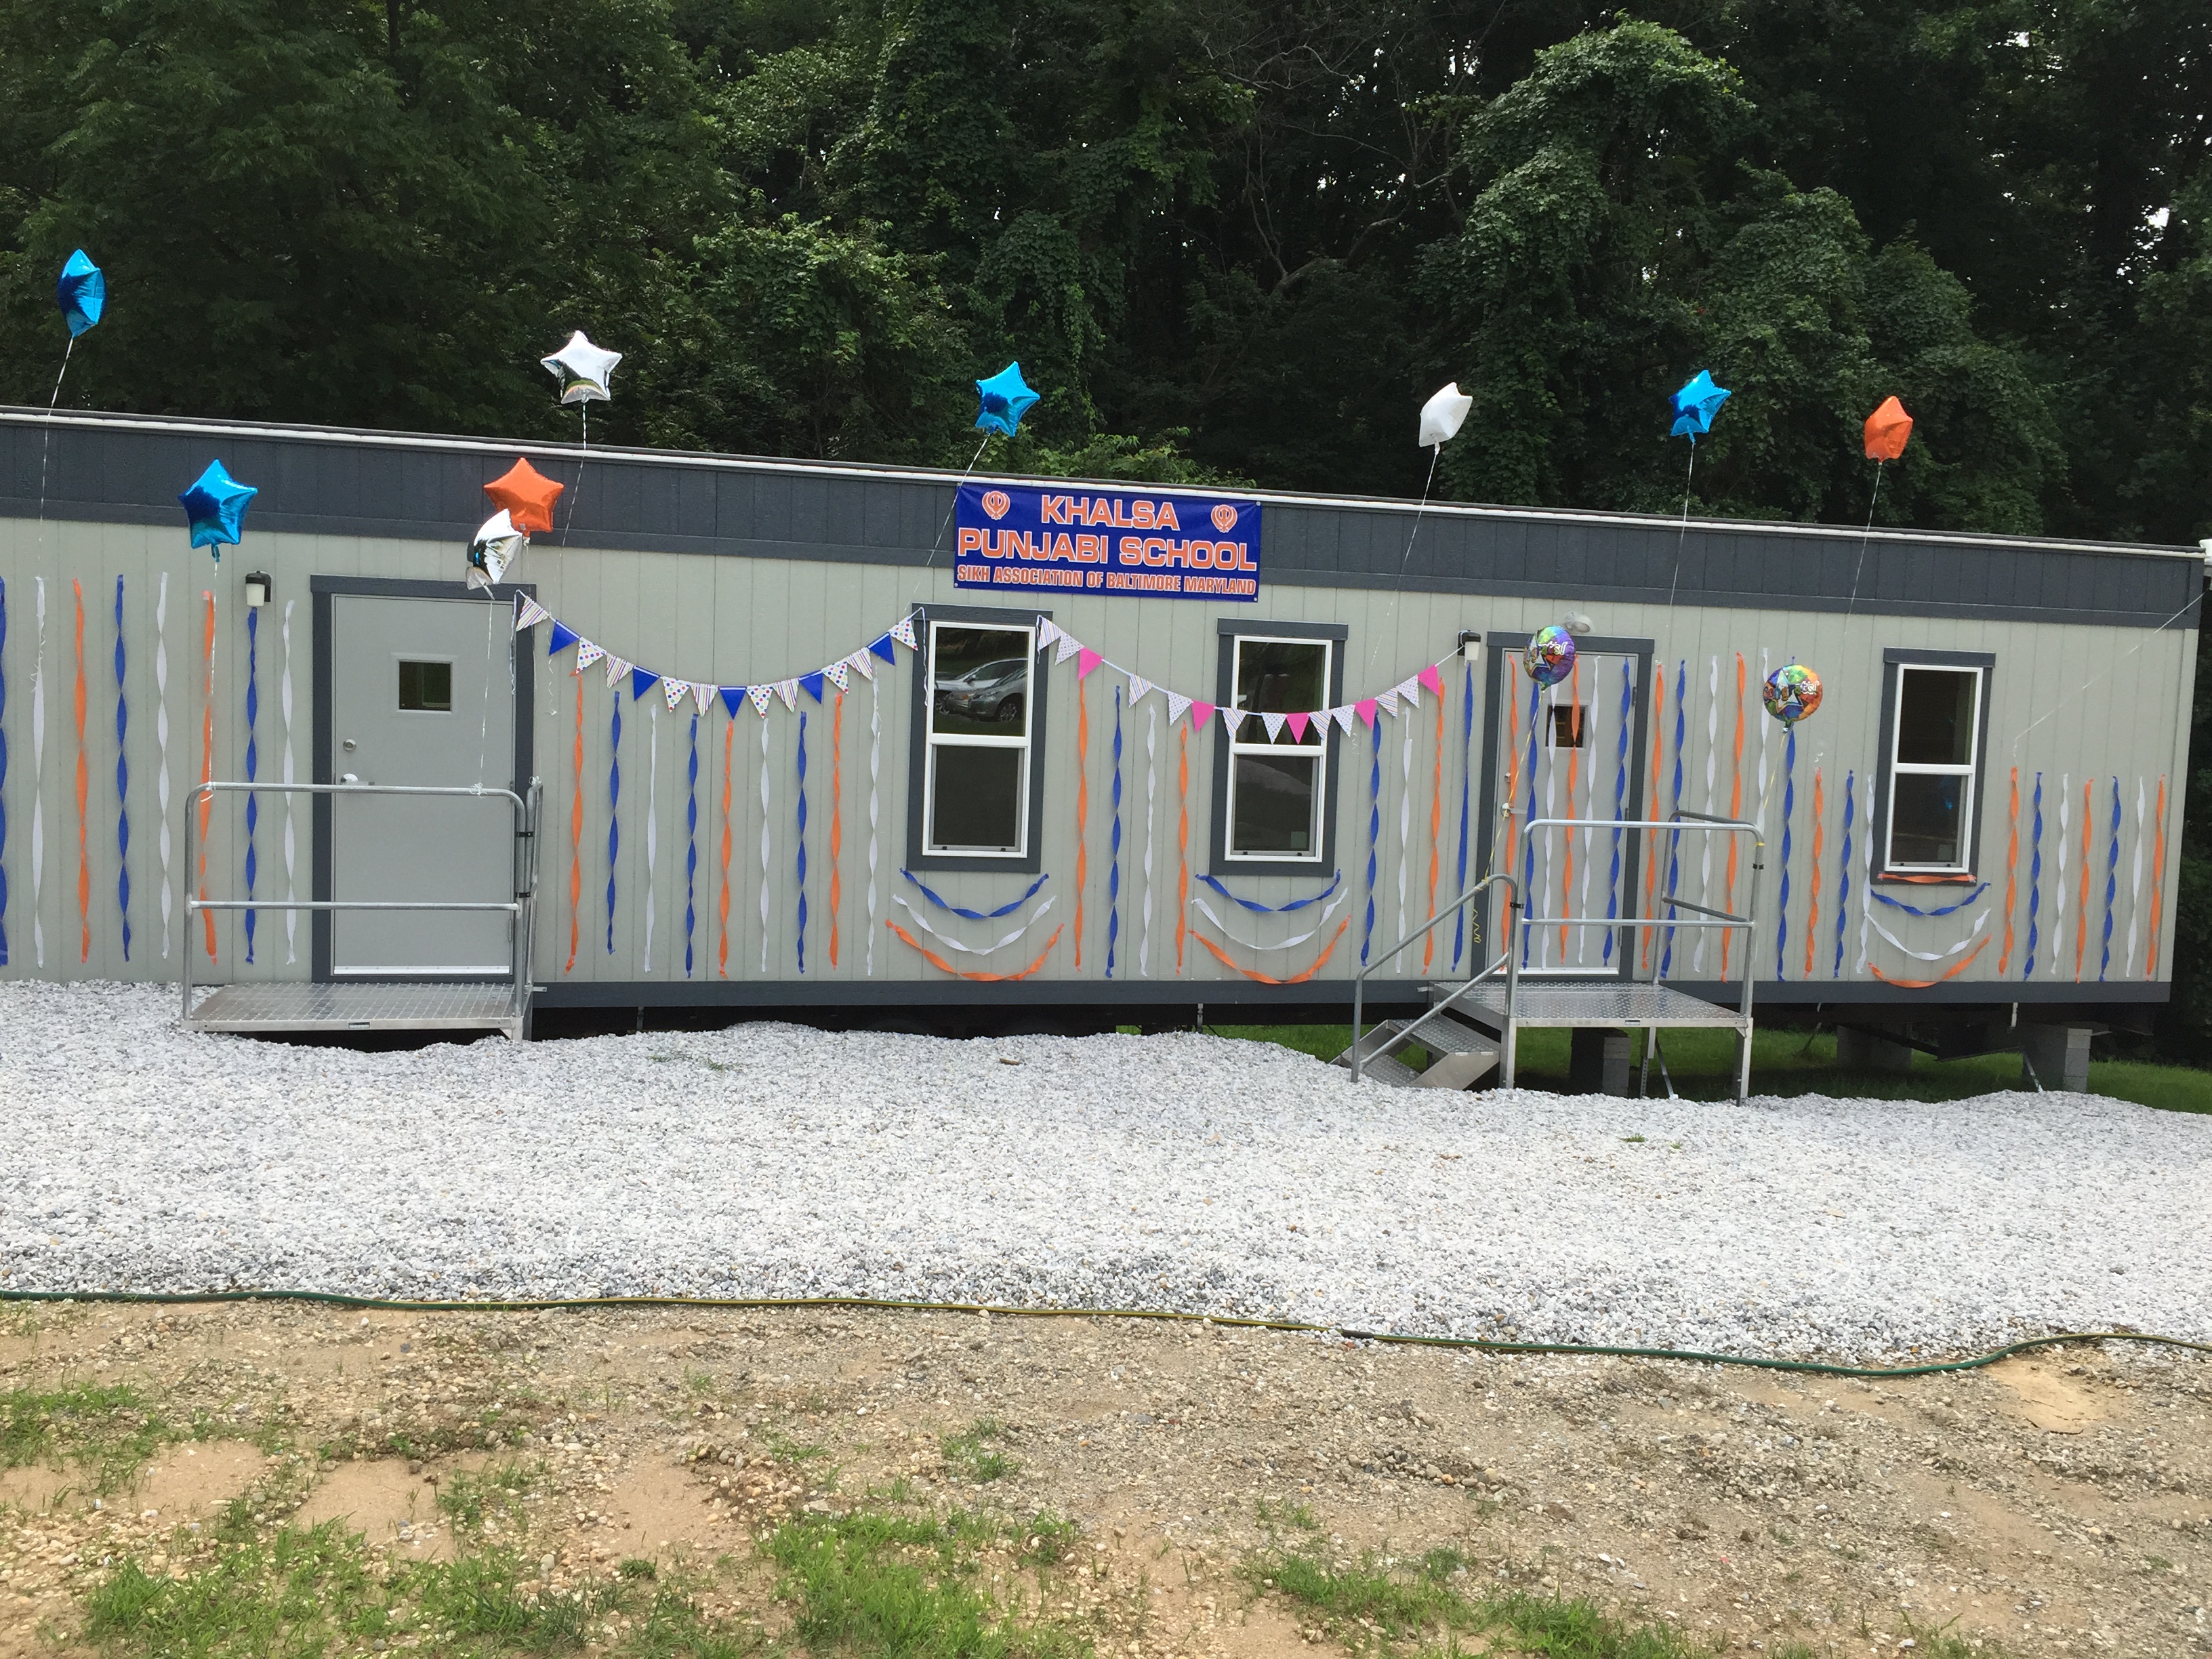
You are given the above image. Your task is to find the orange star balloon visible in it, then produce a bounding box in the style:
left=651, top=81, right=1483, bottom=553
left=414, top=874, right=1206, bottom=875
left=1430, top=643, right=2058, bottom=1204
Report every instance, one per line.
left=483, top=457, right=565, bottom=534
left=1863, top=395, right=1913, bottom=462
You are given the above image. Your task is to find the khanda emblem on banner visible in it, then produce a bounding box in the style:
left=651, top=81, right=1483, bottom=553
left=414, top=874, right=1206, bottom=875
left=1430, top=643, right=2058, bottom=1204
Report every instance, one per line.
left=1211, top=504, right=1239, bottom=532
left=981, top=490, right=1012, bottom=520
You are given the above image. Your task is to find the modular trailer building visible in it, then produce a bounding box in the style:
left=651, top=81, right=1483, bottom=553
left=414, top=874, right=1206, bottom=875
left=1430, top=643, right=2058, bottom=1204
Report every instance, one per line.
left=0, top=407, right=2199, bottom=1074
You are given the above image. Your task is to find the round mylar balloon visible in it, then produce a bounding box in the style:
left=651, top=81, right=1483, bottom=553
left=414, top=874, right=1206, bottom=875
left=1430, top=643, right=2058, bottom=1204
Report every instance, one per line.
left=1763, top=663, right=1823, bottom=724
left=1523, top=624, right=1578, bottom=687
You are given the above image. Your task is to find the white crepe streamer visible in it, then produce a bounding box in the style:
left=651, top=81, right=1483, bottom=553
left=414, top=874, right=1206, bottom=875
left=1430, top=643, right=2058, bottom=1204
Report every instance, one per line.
left=865, top=676, right=880, bottom=975
left=1695, top=654, right=1717, bottom=973
left=1189, top=884, right=1347, bottom=951
left=1576, top=677, right=1599, bottom=963
left=893, top=893, right=1058, bottom=955
left=642, top=702, right=659, bottom=973
left=30, top=577, right=46, bottom=969
left=1867, top=904, right=1992, bottom=962
left=1141, top=703, right=1157, bottom=976
left=280, top=596, right=296, bottom=963
left=2052, top=773, right=2070, bottom=977
left=2127, top=776, right=2145, bottom=977
left=1397, top=718, right=1412, bottom=942
left=758, top=715, right=773, bottom=973
left=156, top=575, right=173, bottom=960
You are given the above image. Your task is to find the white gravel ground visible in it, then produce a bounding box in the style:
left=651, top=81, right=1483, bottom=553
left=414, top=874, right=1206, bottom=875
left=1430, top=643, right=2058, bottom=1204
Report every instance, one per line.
left=2, top=982, right=2208, bottom=1359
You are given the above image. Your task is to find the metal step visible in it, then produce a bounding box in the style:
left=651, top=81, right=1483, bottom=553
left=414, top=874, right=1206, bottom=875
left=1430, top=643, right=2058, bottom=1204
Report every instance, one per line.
left=185, top=981, right=528, bottom=1041
left=1343, top=1051, right=1420, bottom=1086
left=1332, top=1014, right=1500, bottom=1088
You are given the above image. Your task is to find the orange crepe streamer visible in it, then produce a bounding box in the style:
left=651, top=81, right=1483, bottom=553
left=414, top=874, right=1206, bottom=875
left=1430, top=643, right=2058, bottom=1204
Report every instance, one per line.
left=1559, top=657, right=1580, bottom=956
left=1174, top=724, right=1189, bottom=973
left=2148, top=775, right=2167, bottom=977
left=1192, top=918, right=1351, bottom=985
left=1721, top=655, right=1744, bottom=978
left=1074, top=681, right=1088, bottom=970
left=2001, top=766, right=2020, bottom=974
left=565, top=672, right=582, bottom=973
left=199, top=592, right=217, bottom=962
left=1804, top=767, right=1824, bottom=979
left=829, top=689, right=844, bottom=968
left=1425, top=688, right=1443, bottom=972
left=73, top=580, right=90, bottom=962
left=1641, top=660, right=1665, bottom=969
left=2075, top=778, right=2091, bottom=982
left=890, top=920, right=1063, bottom=983
left=1868, top=935, right=1990, bottom=988
left=718, top=718, right=733, bottom=976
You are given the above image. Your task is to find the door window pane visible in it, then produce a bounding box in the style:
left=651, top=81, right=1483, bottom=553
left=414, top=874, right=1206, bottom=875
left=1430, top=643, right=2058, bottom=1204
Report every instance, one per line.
left=932, top=628, right=1031, bottom=737
left=1230, top=753, right=1319, bottom=855
left=1896, top=669, right=1977, bottom=764
left=398, top=660, right=452, bottom=712
left=1890, top=774, right=1966, bottom=866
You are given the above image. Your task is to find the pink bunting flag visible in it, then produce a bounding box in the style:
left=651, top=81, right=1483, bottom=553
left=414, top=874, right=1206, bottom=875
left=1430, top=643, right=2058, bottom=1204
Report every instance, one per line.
left=1418, top=663, right=1445, bottom=698
left=1077, top=648, right=1103, bottom=680
left=1355, top=697, right=1378, bottom=729
left=1190, top=700, right=1215, bottom=730
left=1287, top=712, right=1311, bottom=742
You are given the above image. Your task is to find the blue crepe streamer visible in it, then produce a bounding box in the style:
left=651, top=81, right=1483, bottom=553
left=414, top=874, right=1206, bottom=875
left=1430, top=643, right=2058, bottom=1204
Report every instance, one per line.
left=1361, top=718, right=1380, bottom=964
left=2024, top=773, right=2043, bottom=978
left=1197, top=869, right=1341, bottom=914
left=606, top=689, right=621, bottom=954
left=1660, top=661, right=1685, bottom=979
left=0, top=579, right=8, bottom=966
left=684, top=714, right=699, bottom=977
left=1871, top=882, right=1988, bottom=916
left=115, top=577, right=131, bottom=962
left=1517, top=680, right=1538, bottom=968
left=1451, top=659, right=1472, bottom=970
left=1107, top=687, right=1122, bottom=979
left=1776, top=725, right=1796, bottom=982
left=1834, top=771, right=1853, bottom=979
left=242, top=603, right=257, bottom=964
left=1603, top=660, right=1629, bottom=965
left=901, top=869, right=1049, bottom=920
left=796, top=710, right=809, bottom=973
left=2100, top=777, right=2119, bottom=981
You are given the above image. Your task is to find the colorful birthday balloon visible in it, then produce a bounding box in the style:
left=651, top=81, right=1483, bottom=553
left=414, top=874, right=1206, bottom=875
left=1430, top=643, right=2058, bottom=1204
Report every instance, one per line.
left=1523, top=624, right=1578, bottom=687
left=1763, top=663, right=1823, bottom=724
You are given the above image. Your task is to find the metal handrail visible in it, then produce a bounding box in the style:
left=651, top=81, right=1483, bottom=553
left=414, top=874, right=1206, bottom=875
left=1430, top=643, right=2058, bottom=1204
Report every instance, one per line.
left=1350, top=872, right=1522, bottom=1086
left=181, top=779, right=541, bottom=1028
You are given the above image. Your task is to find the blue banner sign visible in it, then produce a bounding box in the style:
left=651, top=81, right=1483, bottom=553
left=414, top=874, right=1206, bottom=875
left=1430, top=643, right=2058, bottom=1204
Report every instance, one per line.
left=954, top=483, right=1262, bottom=601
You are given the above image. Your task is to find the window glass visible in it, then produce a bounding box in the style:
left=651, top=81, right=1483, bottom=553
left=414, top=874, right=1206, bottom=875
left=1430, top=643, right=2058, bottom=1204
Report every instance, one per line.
left=398, top=659, right=452, bottom=712
left=1548, top=702, right=1584, bottom=748
left=931, top=628, right=1031, bottom=737
left=930, top=747, right=1025, bottom=852
left=1234, top=640, right=1326, bottom=746
left=923, top=619, right=1034, bottom=857
left=1230, top=754, right=1319, bottom=855
left=1896, top=669, right=1977, bottom=766
left=1890, top=774, right=1966, bottom=866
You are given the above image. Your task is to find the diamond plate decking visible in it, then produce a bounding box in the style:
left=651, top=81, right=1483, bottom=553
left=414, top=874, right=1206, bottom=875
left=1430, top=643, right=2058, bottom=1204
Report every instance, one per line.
left=186, top=981, right=526, bottom=1040
left=1454, top=979, right=1750, bottom=1029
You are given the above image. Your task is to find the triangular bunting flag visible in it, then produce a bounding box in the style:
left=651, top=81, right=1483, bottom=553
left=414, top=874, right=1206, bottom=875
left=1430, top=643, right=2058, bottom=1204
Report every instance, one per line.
left=720, top=687, right=745, bottom=718
left=1054, top=633, right=1082, bottom=665
left=1355, top=698, right=1378, bottom=729
left=1418, top=663, right=1445, bottom=698
left=1076, top=649, right=1103, bottom=680
left=1036, top=619, right=1063, bottom=650
left=1329, top=706, right=1355, bottom=735
left=776, top=678, right=799, bottom=711
left=548, top=621, right=579, bottom=656
left=1127, top=675, right=1153, bottom=705
left=630, top=665, right=660, bottom=701
left=1377, top=687, right=1400, bottom=718
left=799, top=671, right=826, bottom=703
left=515, top=596, right=552, bottom=632
left=1286, top=712, right=1311, bottom=743
left=1395, top=676, right=1421, bottom=707
left=825, top=661, right=850, bottom=692
left=663, top=678, right=690, bottom=712
left=869, top=634, right=897, bottom=665
left=747, top=684, right=775, bottom=716
left=605, top=656, right=632, bottom=689
left=1220, top=708, right=1246, bottom=735
left=691, top=682, right=714, bottom=714
left=1166, top=692, right=1193, bottom=726
left=890, top=617, right=918, bottom=651
left=1261, top=711, right=1287, bottom=741
left=575, top=640, right=606, bottom=672
left=1190, top=700, right=1214, bottom=730
left=848, top=649, right=875, bottom=682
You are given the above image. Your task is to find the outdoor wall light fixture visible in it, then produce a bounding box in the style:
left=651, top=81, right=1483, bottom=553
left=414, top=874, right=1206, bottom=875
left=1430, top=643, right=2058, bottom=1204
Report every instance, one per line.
left=243, top=571, right=272, bottom=608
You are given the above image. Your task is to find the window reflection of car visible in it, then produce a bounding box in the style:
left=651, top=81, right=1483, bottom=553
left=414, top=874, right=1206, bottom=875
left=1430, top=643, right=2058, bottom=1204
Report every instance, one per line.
left=935, top=659, right=1028, bottom=724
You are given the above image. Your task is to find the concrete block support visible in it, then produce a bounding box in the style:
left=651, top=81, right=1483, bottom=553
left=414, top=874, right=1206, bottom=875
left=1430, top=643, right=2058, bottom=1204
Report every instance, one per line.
left=1835, top=1025, right=1917, bottom=1075
left=1570, top=1027, right=1636, bottom=1097
left=2020, top=1024, right=2093, bottom=1092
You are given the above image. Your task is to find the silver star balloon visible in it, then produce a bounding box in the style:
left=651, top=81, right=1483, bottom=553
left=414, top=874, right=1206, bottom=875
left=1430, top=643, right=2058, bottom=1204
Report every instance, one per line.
left=540, top=329, right=622, bottom=405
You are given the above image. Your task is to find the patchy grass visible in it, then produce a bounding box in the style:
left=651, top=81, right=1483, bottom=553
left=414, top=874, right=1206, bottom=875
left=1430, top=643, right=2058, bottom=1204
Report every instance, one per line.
left=1213, top=1021, right=2212, bottom=1111
left=941, top=1418, right=1019, bottom=1484
left=437, top=1456, right=546, bottom=1534
left=0, top=1382, right=175, bottom=1491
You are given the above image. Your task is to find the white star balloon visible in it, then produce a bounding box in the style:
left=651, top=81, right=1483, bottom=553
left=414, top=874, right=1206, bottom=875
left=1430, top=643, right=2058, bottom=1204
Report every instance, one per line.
left=540, top=329, right=623, bottom=405
left=1418, top=380, right=1473, bottom=448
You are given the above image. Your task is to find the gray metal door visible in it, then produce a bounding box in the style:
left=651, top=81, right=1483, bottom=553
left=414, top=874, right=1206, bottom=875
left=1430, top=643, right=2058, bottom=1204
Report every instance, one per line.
left=327, top=592, right=517, bottom=977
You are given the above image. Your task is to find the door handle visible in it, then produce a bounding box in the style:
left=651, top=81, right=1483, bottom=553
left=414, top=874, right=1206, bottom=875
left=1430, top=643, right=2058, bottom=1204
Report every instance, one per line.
left=340, top=773, right=360, bottom=784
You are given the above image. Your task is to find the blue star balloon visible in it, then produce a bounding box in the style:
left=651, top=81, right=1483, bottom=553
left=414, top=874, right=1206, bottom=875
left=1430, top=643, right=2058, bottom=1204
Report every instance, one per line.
left=57, top=249, right=104, bottom=337
left=178, top=461, right=258, bottom=559
left=1669, top=370, right=1730, bottom=438
left=974, top=362, right=1040, bottom=437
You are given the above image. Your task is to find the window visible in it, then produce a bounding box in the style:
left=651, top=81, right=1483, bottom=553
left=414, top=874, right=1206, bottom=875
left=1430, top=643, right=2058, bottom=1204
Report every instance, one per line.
left=921, top=618, right=1038, bottom=859
left=1214, top=624, right=1346, bottom=871
left=1877, top=652, right=1992, bottom=876
left=397, top=659, right=452, bottom=712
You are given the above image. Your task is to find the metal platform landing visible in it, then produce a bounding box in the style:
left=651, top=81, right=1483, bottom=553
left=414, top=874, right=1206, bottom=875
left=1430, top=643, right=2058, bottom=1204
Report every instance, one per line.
left=1453, top=979, right=1751, bottom=1031
left=186, top=981, right=526, bottom=1041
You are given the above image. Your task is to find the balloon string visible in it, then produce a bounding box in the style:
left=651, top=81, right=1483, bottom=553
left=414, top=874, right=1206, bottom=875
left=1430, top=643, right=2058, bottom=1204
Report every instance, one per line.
left=1663, top=440, right=1696, bottom=613
left=2011, top=586, right=2207, bottom=754
left=1362, top=445, right=1441, bottom=687
left=560, top=404, right=588, bottom=544
left=910, top=436, right=992, bottom=606
left=37, top=335, right=74, bottom=539
left=1844, top=459, right=1883, bottom=618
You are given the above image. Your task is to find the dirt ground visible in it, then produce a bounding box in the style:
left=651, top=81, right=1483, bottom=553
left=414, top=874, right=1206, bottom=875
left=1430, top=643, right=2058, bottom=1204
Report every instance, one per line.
left=0, top=1299, right=2205, bottom=1656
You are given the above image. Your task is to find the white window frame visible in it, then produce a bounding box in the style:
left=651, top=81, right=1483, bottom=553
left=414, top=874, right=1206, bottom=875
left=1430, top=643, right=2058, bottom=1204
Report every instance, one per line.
left=1222, top=632, right=1332, bottom=865
left=1883, top=662, right=1986, bottom=875
left=922, top=619, right=1036, bottom=859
